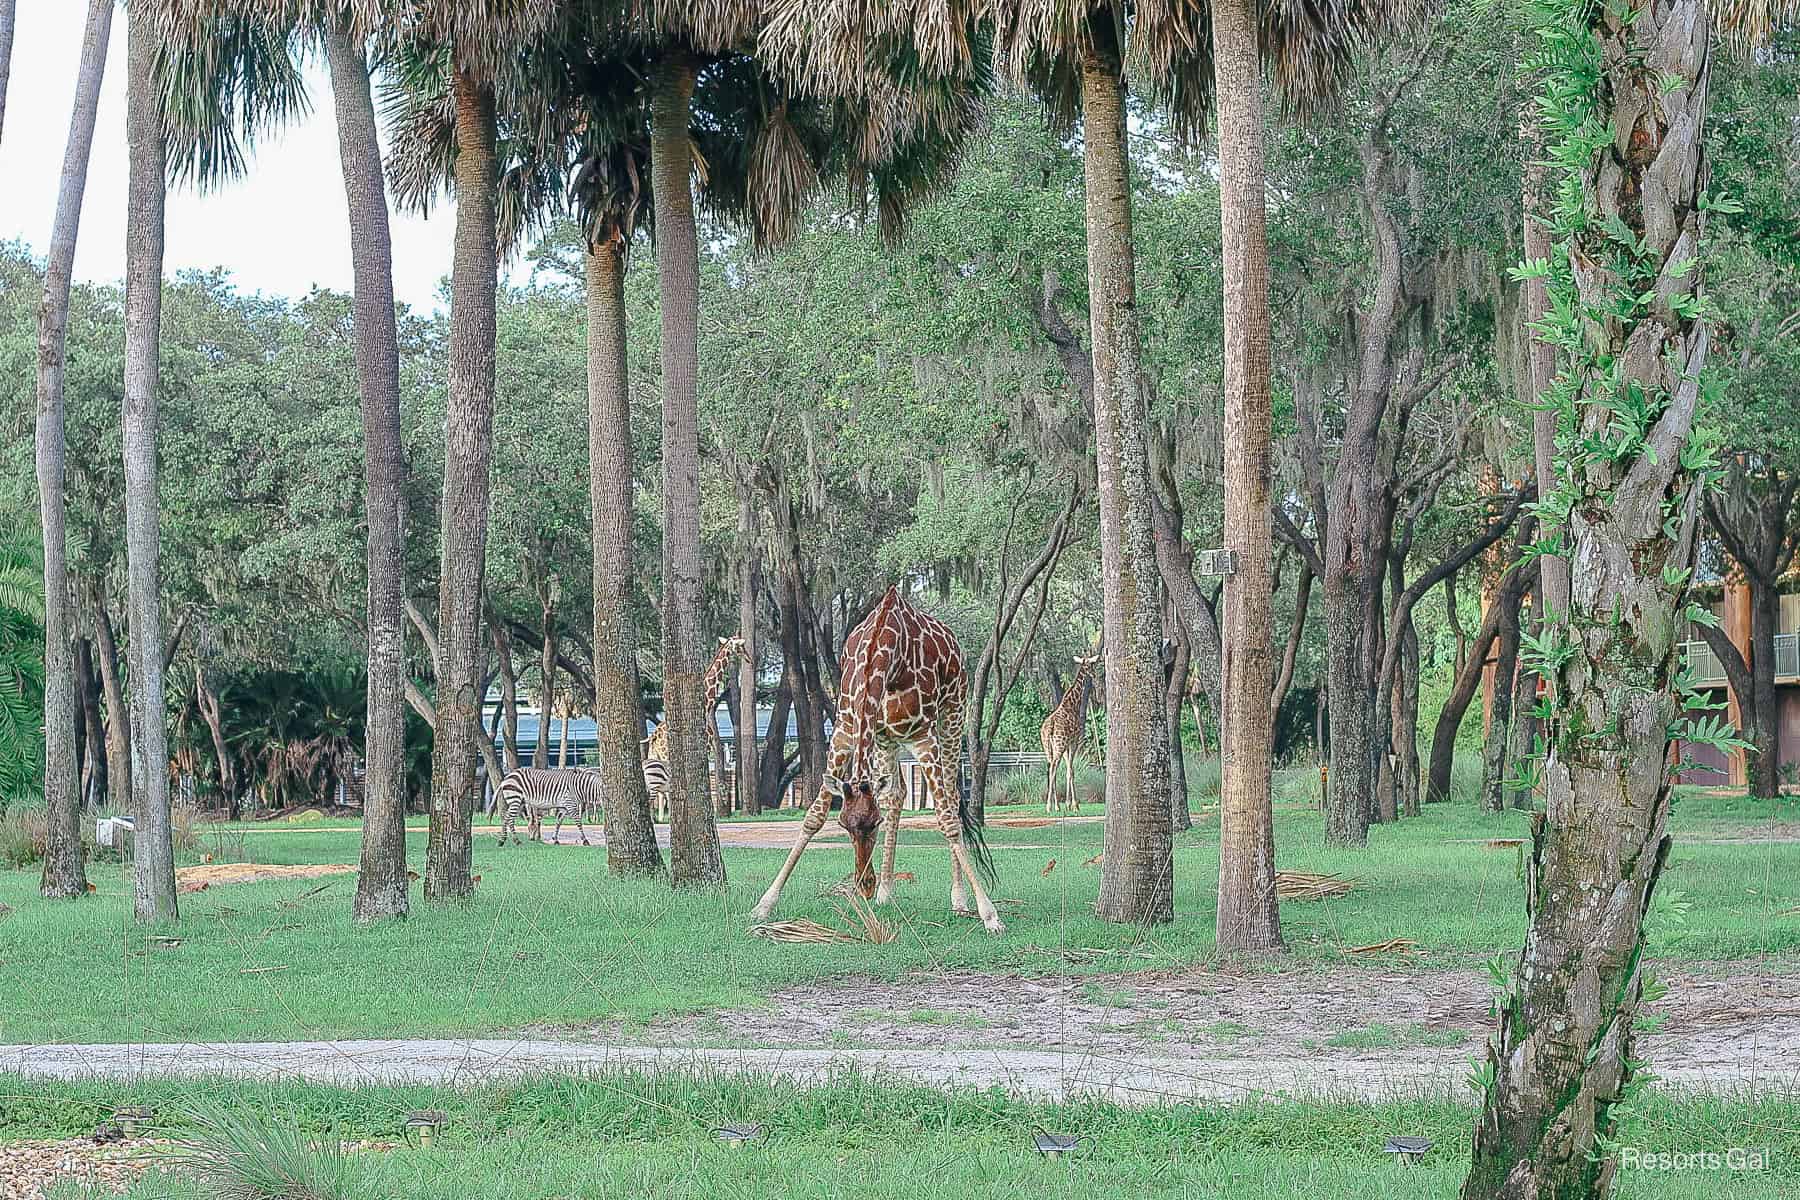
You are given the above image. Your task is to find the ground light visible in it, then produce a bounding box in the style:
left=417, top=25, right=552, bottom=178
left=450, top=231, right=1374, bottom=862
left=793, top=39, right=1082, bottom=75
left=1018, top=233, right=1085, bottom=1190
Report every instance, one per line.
left=111, top=1105, right=152, bottom=1136
left=404, top=1110, right=448, bottom=1148
left=1384, top=1136, right=1432, bottom=1166
left=1032, top=1132, right=1080, bottom=1159
left=714, top=1123, right=763, bottom=1148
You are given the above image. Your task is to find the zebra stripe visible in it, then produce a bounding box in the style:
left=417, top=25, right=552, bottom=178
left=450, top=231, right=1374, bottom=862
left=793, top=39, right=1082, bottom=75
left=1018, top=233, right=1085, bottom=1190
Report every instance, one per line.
left=495, top=768, right=595, bottom=846
left=641, top=757, right=669, bottom=821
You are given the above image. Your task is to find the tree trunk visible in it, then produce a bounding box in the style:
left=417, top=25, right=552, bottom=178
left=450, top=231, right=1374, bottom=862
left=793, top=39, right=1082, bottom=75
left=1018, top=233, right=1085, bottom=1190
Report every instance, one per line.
left=758, top=659, right=792, bottom=810
left=324, top=22, right=409, bottom=921
left=490, top=618, right=521, bottom=772
left=194, top=664, right=233, bottom=815
left=735, top=480, right=760, bottom=816
left=1480, top=585, right=1523, bottom=814
left=1427, top=549, right=1533, bottom=803
left=651, top=53, right=723, bottom=888
left=1393, top=619, right=1422, bottom=817
left=536, top=587, right=556, bottom=767
left=0, top=0, right=14, bottom=141
left=124, top=9, right=175, bottom=923
left=1463, top=0, right=1711, bottom=1190
left=1747, top=572, right=1782, bottom=800
left=1522, top=149, right=1570, bottom=621
left=34, top=0, right=110, bottom=900
left=1506, top=596, right=1540, bottom=810
left=78, top=638, right=104, bottom=811
left=1080, top=31, right=1172, bottom=927
left=587, top=241, right=662, bottom=875
left=1210, top=0, right=1282, bottom=949
left=1165, top=616, right=1192, bottom=833
left=92, top=594, right=131, bottom=814
left=425, top=67, right=498, bottom=903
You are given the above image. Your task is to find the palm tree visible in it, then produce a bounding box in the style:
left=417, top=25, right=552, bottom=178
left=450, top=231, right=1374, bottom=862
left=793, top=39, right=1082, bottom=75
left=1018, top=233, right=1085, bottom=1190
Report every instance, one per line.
left=578, top=140, right=667, bottom=877
left=394, top=0, right=557, bottom=902
left=124, top=5, right=177, bottom=923
left=34, top=0, right=111, bottom=901
left=606, top=2, right=984, bottom=888
left=1462, top=5, right=1796, bottom=1196
left=0, top=535, right=46, bottom=816
left=153, top=0, right=413, bottom=920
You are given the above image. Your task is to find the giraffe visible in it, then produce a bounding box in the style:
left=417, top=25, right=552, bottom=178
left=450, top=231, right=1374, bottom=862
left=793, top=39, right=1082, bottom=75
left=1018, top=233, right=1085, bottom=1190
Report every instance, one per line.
left=1040, top=653, right=1101, bottom=813
left=644, top=636, right=748, bottom=820
left=750, top=585, right=1005, bottom=934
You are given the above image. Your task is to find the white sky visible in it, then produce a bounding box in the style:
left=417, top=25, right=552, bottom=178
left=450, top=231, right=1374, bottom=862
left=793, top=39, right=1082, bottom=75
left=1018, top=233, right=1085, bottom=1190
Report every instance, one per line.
left=1, top=4, right=463, bottom=314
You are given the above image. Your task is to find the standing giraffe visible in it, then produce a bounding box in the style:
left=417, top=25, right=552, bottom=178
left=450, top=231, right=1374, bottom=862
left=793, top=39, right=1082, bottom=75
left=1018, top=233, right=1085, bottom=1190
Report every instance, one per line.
left=1041, top=653, right=1101, bottom=813
left=751, top=586, right=1004, bottom=934
left=644, top=636, right=748, bottom=819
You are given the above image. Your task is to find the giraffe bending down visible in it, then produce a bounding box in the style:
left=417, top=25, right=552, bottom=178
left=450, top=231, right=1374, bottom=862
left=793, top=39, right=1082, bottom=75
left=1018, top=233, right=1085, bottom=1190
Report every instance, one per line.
left=750, top=586, right=1005, bottom=935
left=1041, top=653, right=1100, bottom=813
left=643, top=635, right=748, bottom=821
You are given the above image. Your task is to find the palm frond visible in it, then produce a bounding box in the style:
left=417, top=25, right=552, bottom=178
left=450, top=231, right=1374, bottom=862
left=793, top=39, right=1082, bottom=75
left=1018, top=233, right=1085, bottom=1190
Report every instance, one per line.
left=152, top=2, right=312, bottom=191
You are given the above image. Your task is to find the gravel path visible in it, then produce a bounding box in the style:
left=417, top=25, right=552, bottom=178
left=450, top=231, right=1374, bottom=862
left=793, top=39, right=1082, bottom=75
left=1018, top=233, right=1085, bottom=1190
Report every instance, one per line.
left=5, top=961, right=1796, bottom=1105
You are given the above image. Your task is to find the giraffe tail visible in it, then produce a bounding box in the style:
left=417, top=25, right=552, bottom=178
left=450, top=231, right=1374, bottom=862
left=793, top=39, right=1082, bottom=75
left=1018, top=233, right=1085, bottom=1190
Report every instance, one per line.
left=957, top=789, right=998, bottom=889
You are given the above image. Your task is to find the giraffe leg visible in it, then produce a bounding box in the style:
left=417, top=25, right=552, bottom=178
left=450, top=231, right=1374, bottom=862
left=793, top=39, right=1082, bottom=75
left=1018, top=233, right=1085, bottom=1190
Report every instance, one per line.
left=920, top=738, right=1003, bottom=934
left=1066, top=751, right=1078, bottom=814
left=873, top=746, right=901, bottom=905
left=750, top=788, right=832, bottom=921
left=1043, top=748, right=1057, bottom=813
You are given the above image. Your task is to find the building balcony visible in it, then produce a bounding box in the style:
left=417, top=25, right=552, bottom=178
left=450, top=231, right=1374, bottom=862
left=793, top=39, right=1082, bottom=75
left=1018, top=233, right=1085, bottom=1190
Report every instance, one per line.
left=1681, top=632, right=1800, bottom=688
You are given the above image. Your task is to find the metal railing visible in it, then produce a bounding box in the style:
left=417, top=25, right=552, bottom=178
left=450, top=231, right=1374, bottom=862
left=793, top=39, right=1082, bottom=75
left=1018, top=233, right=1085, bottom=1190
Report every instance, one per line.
left=1681, top=632, right=1800, bottom=686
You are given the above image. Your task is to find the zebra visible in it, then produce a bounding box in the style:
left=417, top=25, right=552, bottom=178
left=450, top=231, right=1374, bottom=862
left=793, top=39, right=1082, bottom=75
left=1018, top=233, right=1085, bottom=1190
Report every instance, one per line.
left=640, top=736, right=670, bottom=822
left=495, top=768, right=597, bottom=846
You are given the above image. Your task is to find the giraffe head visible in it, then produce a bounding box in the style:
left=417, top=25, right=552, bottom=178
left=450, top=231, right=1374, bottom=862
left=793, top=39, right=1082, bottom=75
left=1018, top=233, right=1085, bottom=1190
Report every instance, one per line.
left=835, top=778, right=883, bottom=898
left=716, top=635, right=749, bottom=665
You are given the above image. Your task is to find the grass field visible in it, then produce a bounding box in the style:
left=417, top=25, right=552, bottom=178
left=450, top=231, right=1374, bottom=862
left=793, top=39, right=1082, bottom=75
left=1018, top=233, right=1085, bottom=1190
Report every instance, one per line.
left=3, top=786, right=1796, bottom=1046
left=11, top=1073, right=1800, bottom=1199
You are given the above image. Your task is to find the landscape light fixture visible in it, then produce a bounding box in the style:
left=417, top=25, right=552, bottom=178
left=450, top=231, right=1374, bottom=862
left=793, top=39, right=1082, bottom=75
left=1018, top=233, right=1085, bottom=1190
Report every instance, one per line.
left=1383, top=1136, right=1432, bottom=1166
left=404, top=1110, right=448, bottom=1148
left=111, top=1105, right=153, bottom=1136
left=714, top=1123, right=763, bottom=1148
left=1032, top=1132, right=1081, bottom=1159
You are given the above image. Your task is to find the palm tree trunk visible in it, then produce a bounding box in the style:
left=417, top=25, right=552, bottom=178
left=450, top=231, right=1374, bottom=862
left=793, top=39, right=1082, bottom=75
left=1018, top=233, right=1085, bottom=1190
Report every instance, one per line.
left=536, top=591, right=556, bottom=766
left=34, top=0, right=110, bottom=900
left=1209, top=0, right=1281, bottom=948
left=323, top=23, right=409, bottom=922
left=1463, top=0, right=1712, bottom=1192
left=0, top=0, right=16, bottom=143
left=588, top=240, right=663, bottom=876
left=651, top=52, right=724, bottom=889
left=1079, top=30, right=1172, bottom=927
left=425, top=67, right=497, bottom=903
left=124, top=9, right=175, bottom=924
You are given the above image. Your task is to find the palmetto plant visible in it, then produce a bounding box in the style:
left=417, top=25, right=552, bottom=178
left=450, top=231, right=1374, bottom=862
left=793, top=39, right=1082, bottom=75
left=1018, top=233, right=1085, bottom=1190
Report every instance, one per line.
left=0, top=533, right=46, bottom=816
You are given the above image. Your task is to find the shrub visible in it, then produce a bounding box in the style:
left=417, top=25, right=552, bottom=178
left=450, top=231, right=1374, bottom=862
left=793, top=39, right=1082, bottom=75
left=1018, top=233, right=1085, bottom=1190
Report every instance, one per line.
left=0, top=806, right=48, bottom=869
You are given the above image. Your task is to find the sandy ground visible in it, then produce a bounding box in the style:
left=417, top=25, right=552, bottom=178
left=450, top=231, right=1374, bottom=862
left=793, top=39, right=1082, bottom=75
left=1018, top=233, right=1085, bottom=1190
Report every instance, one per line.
left=5, top=961, right=1795, bottom=1105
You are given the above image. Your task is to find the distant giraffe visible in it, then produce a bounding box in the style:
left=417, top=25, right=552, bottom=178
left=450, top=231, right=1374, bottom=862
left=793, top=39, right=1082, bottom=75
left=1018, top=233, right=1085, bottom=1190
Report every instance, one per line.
left=643, top=636, right=748, bottom=820
left=751, top=586, right=1004, bottom=934
left=1041, top=653, right=1100, bottom=813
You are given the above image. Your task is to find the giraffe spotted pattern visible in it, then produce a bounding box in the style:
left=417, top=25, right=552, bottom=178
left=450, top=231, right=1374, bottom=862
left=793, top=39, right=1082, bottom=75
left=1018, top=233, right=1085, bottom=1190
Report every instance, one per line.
left=751, top=586, right=1006, bottom=934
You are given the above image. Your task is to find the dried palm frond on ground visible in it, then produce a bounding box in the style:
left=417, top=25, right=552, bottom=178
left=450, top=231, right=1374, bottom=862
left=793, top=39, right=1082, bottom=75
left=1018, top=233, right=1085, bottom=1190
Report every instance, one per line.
left=1274, top=871, right=1355, bottom=900
left=752, top=918, right=861, bottom=943
left=1348, top=937, right=1419, bottom=956
left=831, top=890, right=897, bottom=944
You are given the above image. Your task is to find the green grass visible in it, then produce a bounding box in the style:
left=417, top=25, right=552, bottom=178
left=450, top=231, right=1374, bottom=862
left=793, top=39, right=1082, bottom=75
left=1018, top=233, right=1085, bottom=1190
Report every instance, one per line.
left=2, top=790, right=1796, bottom=1045
left=10, top=1073, right=1799, bottom=1199
left=1325, top=1023, right=1470, bottom=1051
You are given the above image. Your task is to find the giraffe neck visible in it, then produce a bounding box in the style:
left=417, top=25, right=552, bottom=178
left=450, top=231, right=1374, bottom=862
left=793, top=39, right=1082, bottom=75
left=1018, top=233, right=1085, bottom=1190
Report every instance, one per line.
left=703, top=644, right=736, bottom=711
left=1059, top=661, right=1092, bottom=719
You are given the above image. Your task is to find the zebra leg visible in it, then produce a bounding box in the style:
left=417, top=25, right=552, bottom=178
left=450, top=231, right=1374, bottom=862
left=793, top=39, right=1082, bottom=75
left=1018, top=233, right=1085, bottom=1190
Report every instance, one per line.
left=498, top=804, right=512, bottom=846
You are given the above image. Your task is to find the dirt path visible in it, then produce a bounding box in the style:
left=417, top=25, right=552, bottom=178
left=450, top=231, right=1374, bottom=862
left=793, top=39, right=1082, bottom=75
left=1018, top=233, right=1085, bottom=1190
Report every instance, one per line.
left=243, top=814, right=1108, bottom=849
left=6, top=961, right=1794, bottom=1103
